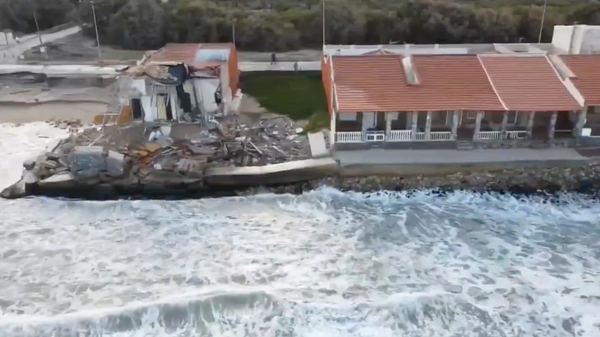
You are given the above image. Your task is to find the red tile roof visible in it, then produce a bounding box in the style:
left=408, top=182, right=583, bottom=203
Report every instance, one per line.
left=479, top=55, right=582, bottom=111
left=147, top=43, right=233, bottom=65
left=409, top=55, right=505, bottom=111
left=560, top=54, right=600, bottom=106
left=332, top=55, right=412, bottom=113
left=331, top=54, right=506, bottom=113
left=148, top=43, right=199, bottom=63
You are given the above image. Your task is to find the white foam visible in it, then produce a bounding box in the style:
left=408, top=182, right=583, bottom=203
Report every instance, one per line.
left=1, top=123, right=600, bottom=336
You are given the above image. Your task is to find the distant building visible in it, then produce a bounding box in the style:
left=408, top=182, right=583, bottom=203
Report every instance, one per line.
left=124, top=43, right=240, bottom=124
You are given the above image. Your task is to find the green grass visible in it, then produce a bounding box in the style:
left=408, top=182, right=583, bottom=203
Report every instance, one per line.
left=240, top=72, right=329, bottom=132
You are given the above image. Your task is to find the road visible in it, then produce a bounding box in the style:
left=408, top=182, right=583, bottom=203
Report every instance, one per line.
left=0, top=61, right=322, bottom=77
left=0, top=26, right=82, bottom=64
left=239, top=61, right=320, bottom=72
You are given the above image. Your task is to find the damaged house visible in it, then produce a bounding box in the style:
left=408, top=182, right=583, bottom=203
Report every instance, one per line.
left=125, top=43, right=240, bottom=124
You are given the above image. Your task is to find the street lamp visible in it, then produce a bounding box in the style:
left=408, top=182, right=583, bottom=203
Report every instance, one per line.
left=79, top=0, right=102, bottom=59
left=538, top=0, right=548, bottom=43
left=32, top=8, right=42, bottom=45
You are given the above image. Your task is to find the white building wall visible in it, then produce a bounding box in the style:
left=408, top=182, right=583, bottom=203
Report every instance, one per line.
left=552, top=25, right=600, bottom=54
left=193, top=78, right=220, bottom=114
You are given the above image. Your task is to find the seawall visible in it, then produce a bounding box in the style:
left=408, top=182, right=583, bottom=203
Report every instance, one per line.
left=2, top=155, right=600, bottom=200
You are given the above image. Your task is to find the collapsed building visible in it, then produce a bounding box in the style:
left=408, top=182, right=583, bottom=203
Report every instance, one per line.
left=107, top=43, right=241, bottom=126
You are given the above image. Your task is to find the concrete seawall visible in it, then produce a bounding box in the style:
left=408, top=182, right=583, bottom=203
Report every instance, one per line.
left=2, top=146, right=599, bottom=200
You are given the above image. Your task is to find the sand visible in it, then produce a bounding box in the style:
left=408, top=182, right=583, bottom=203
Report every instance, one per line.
left=0, top=101, right=108, bottom=124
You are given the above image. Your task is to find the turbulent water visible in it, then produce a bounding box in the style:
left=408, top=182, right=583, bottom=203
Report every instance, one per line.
left=1, top=123, right=600, bottom=337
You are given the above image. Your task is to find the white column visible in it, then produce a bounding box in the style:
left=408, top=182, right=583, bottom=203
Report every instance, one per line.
left=425, top=111, right=432, bottom=140
left=451, top=111, right=459, bottom=140
left=548, top=111, right=558, bottom=140
left=473, top=111, right=483, bottom=141
left=573, top=109, right=587, bottom=137
left=500, top=111, right=508, bottom=137
left=330, top=109, right=337, bottom=147
left=385, top=112, right=392, bottom=136
left=411, top=112, right=418, bottom=140
left=169, top=92, right=178, bottom=121
left=526, top=111, right=535, bottom=138
left=361, top=112, right=368, bottom=133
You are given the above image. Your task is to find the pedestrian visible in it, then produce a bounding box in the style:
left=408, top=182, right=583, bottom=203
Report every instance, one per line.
left=271, top=52, right=277, bottom=65
left=294, top=62, right=299, bottom=72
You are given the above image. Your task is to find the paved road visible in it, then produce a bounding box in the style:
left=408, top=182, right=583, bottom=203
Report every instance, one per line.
left=239, top=61, right=320, bottom=72
left=0, top=26, right=82, bottom=64
left=335, top=148, right=587, bottom=166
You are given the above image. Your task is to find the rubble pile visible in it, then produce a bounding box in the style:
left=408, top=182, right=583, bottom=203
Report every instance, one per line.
left=46, top=118, right=85, bottom=132
left=224, top=115, right=310, bottom=165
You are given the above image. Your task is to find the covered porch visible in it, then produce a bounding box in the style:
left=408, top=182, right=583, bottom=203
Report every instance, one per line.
left=334, top=110, right=583, bottom=145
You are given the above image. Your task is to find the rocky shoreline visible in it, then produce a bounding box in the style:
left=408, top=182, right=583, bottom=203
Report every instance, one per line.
left=243, top=164, right=600, bottom=197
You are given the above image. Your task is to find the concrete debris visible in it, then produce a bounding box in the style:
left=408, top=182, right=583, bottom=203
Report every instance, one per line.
left=12, top=105, right=312, bottom=198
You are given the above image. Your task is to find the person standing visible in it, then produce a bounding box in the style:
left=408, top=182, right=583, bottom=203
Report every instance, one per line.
left=271, top=52, right=277, bottom=65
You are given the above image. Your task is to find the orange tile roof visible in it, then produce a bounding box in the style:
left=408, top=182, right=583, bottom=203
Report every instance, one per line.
left=560, top=54, right=600, bottom=106
left=147, top=43, right=233, bottom=64
left=149, top=43, right=199, bottom=63
left=410, top=55, right=505, bottom=111
left=331, top=54, right=506, bottom=113
left=332, top=55, right=411, bottom=113
left=479, top=55, right=582, bottom=111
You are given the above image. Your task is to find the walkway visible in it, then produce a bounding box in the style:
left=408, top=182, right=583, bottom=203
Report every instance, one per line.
left=335, top=148, right=587, bottom=166
left=239, top=61, right=320, bottom=72
left=0, top=26, right=82, bottom=64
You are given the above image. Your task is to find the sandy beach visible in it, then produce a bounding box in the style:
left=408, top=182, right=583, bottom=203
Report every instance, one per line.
left=0, top=77, right=110, bottom=124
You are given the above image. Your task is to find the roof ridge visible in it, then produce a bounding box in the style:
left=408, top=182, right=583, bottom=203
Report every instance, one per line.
left=477, top=55, right=508, bottom=111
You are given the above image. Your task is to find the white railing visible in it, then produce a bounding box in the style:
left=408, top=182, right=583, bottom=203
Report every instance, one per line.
left=387, top=130, right=412, bottom=142
left=430, top=132, right=453, bottom=141
left=415, top=132, right=426, bottom=140
left=506, top=131, right=527, bottom=140
left=336, top=131, right=363, bottom=143
left=365, top=131, right=386, bottom=142
left=477, top=131, right=502, bottom=140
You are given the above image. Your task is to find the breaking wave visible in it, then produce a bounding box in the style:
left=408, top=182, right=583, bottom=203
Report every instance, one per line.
left=1, top=123, right=600, bottom=337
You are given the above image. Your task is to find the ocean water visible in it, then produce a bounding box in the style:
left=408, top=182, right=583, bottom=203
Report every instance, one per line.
left=1, top=123, right=600, bottom=337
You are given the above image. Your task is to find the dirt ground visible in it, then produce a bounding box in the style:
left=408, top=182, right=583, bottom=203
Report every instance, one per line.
left=19, top=32, right=321, bottom=63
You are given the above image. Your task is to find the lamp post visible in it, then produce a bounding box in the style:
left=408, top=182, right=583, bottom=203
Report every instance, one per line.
left=538, top=0, right=548, bottom=43
left=322, top=0, right=326, bottom=47
left=79, top=0, right=102, bottom=59
left=32, top=8, right=42, bottom=45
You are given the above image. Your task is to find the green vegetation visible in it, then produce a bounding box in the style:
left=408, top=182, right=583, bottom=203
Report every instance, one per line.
left=1, top=0, right=600, bottom=51
left=240, top=72, right=329, bottom=131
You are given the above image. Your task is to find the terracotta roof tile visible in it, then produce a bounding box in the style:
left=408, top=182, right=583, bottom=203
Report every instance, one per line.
left=410, top=55, right=505, bottom=111
left=560, top=54, right=600, bottom=106
left=147, top=43, right=233, bottom=64
left=479, top=55, right=581, bottom=111
left=332, top=55, right=411, bottom=113
left=149, top=43, right=199, bottom=63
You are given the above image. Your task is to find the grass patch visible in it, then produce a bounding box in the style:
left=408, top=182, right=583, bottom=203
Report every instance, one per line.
left=240, top=72, right=329, bottom=129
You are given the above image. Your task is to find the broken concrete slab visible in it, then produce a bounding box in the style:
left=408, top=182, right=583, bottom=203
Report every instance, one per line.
left=38, top=172, right=76, bottom=188
left=187, top=144, right=215, bottom=156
